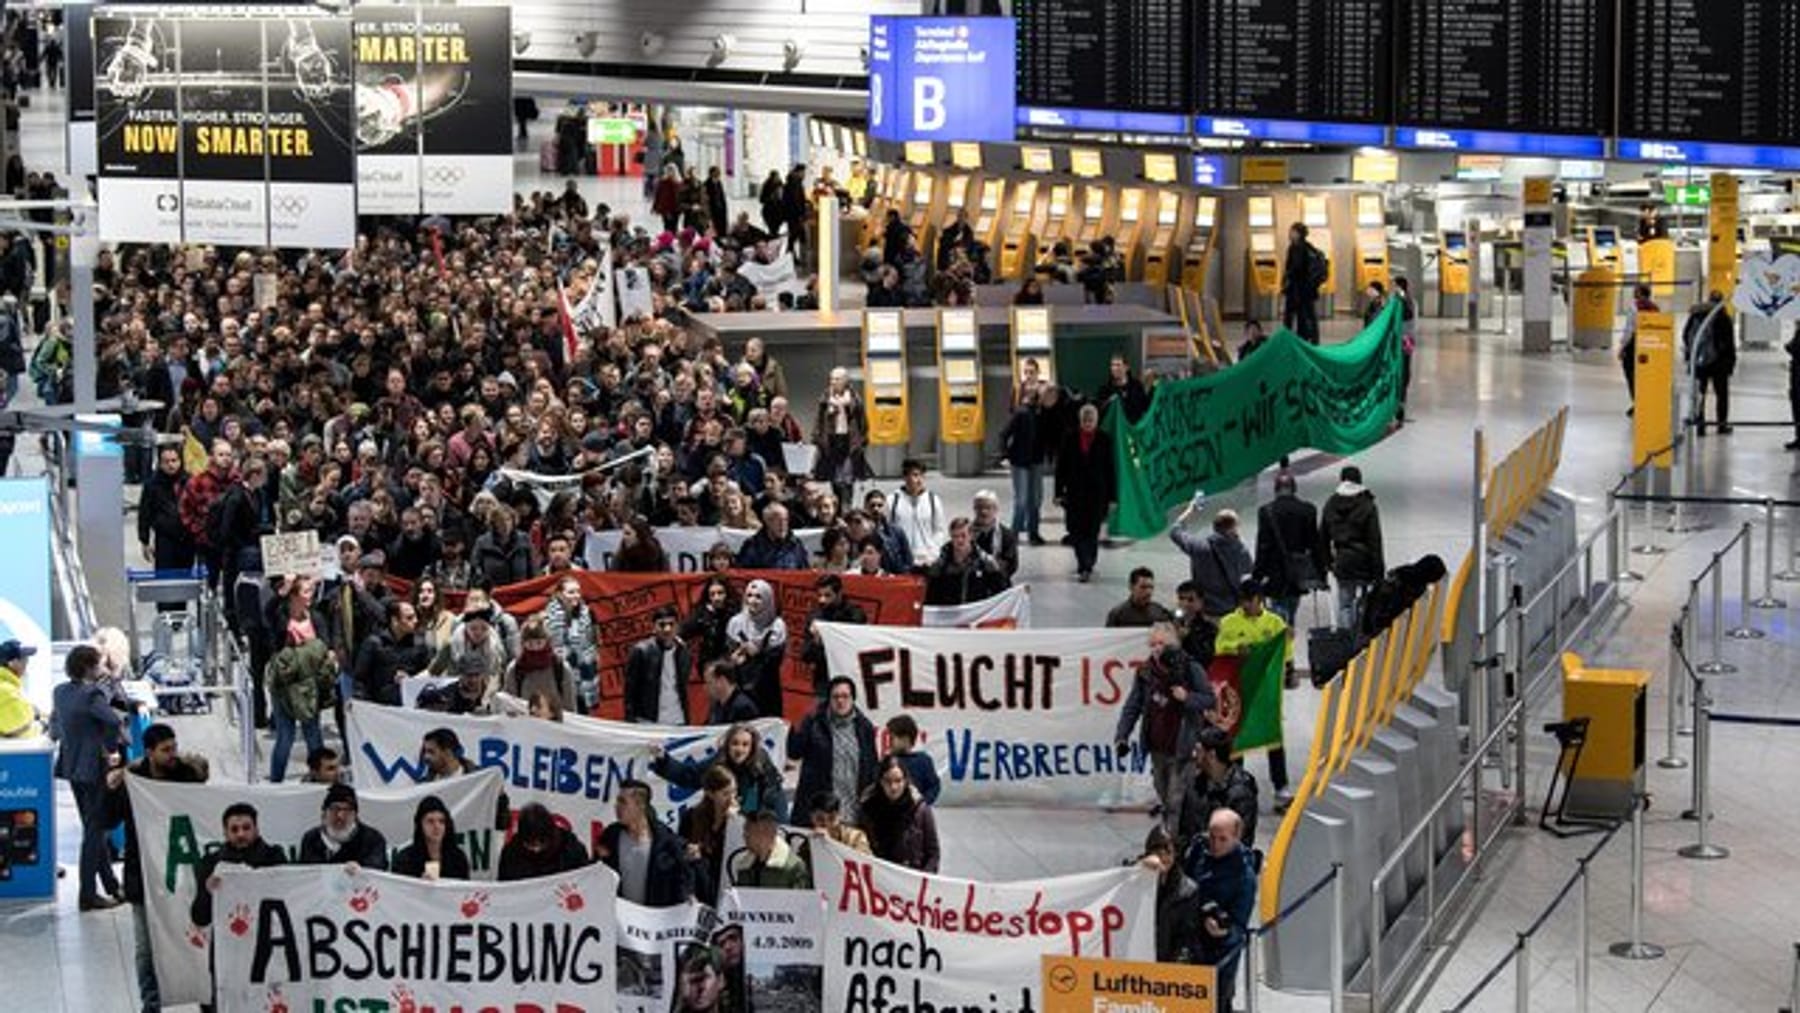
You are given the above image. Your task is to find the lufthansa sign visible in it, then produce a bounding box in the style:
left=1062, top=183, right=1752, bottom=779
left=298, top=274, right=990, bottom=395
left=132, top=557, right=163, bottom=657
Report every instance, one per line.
left=869, top=16, right=1016, bottom=144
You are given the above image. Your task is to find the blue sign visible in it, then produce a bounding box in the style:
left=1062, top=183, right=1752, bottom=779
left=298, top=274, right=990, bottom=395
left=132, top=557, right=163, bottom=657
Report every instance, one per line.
left=1192, top=155, right=1227, bottom=187
left=1616, top=138, right=1800, bottom=171
left=0, top=743, right=55, bottom=900
left=0, top=479, right=51, bottom=717
left=1017, top=106, right=1187, bottom=136
left=1394, top=127, right=1606, bottom=158
left=1195, top=116, right=1387, bottom=147
left=869, top=16, right=1016, bottom=144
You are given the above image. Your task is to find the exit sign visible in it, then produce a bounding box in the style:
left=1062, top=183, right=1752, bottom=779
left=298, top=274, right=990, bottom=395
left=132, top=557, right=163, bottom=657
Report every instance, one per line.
left=1664, top=184, right=1712, bottom=206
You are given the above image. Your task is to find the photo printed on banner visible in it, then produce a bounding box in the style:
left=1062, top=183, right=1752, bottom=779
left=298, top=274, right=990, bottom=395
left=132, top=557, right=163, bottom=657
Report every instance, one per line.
left=176, top=18, right=269, bottom=246
left=94, top=14, right=181, bottom=241
left=267, top=16, right=356, bottom=248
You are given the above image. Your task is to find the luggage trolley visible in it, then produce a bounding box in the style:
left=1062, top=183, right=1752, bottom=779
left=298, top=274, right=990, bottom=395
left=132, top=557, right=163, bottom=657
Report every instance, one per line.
left=123, top=567, right=216, bottom=714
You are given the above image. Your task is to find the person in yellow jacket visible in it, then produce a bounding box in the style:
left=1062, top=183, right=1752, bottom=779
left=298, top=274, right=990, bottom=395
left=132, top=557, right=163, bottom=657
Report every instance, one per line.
left=0, top=639, right=44, bottom=738
left=1213, top=579, right=1294, bottom=807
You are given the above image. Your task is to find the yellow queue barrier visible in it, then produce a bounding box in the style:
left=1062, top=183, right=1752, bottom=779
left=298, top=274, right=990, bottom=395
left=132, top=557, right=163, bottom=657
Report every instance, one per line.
left=1258, top=582, right=1445, bottom=923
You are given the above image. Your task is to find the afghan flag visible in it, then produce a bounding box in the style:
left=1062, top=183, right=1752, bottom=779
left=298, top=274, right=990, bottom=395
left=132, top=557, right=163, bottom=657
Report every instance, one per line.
left=1206, top=636, right=1285, bottom=753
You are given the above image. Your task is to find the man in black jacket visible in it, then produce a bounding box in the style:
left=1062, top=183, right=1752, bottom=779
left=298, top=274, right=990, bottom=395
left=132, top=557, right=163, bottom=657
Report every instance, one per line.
left=970, top=490, right=1019, bottom=580
left=624, top=605, right=692, bottom=724
left=596, top=781, right=692, bottom=906
left=1282, top=222, right=1324, bottom=345
left=137, top=446, right=195, bottom=586
left=498, top=802, right=591, bottom=882
left=352, top=599, right=430, bottom=706
left=1252, top=471, right=1327, bottom=628
left=105, top=723, right=207, bottom=1013
left=788, top=677, right=879, bottom=827
left=1320, top=466, right=1384, bottom=630
left=297, top=784, right=390, bottom=869
left=191, top=802, right=287, bottom=931
left=703, top=660, right=759, bottom=725
left=923, top=518, right=1011, bottom=606
left=800, top=573, right=867, bottom=694
left=1683, top=290, right=1737, bottom=435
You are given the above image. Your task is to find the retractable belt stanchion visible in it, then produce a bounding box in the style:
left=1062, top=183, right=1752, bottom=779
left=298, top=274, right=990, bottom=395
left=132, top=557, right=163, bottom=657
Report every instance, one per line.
left=1657, top=616, right=1689, bottom=770
left=1755, top=500, right=1788, bottom=606
left=1330, top=862, right=1345, bottom=1013
left=1515, top=933, right=1531, bottom=1013
left=1608, top=793, right=1665, bottom=960
left=1576, top=852, right=1592, bottom=1013
left=1678, top=673, right=1730, bottom=860
left=1697, top=553, right=1736, bottom=674
left=1728, top=522, right=1764, bottom=639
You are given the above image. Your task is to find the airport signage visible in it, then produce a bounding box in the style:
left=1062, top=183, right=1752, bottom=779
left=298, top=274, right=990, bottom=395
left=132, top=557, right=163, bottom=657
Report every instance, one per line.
left=1394, top=127, right=1606, bottom=158
left=869, top=16, right=1016, bottom=143
left=1191, top=154, right=1227, bottom=187
left=1616, top=138, right=1800, bottom=171
left=1018, top=106, right=1188, bottom=136
left=1195, top=116, right=1387, bottom=146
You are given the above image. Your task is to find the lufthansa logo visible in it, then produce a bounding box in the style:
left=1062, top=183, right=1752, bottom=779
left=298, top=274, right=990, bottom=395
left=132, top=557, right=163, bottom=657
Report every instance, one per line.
left=271, top=195, right=309, bottom=217
left=425, top=166, right=465, bottom=185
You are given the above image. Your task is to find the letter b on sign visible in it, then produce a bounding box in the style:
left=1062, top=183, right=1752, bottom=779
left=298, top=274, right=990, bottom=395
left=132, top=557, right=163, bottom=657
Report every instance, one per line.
left=913, top=77, right=946, bottom=131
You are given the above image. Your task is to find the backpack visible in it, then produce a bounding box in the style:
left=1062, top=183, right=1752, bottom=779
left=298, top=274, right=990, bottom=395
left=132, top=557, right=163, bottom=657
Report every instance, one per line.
left=202, top=483, right=236, bottom=550
left=1305, top=245, right=1329, bottom=292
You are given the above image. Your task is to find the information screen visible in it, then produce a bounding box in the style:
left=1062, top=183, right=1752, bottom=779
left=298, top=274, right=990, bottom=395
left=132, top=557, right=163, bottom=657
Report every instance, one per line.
left=1620, top=0, right=1800, bottom=147
left=1398, top=0, right=1613, bottom=136
left=1196, top=0, right=1391, bottom=124
left=1016, top=0, right=1190, bottom=114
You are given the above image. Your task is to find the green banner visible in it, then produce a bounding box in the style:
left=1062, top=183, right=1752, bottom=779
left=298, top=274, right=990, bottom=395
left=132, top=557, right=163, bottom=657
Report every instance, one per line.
left=1236, top=635, right=1286, bottom=753
left=1104, top=300, right=1405, bottom=538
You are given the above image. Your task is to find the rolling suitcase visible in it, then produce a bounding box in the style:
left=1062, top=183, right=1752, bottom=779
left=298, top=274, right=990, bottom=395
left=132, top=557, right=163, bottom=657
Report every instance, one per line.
left=1304, top=590, right=1360, bottom=688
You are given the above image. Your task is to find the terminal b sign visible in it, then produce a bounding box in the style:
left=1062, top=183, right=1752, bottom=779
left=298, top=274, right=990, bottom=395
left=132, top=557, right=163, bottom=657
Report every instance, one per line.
left=869, top=16, right=1016, bottom=144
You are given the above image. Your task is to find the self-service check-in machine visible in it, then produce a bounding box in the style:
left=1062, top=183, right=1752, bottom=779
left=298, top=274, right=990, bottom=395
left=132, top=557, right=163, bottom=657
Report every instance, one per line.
left=999, top=178, right=1041, bottom=280
left=971, top=176, right=1004, bottom=253
left=1354, top=193, right=1391, bottom=309
left=1011, top=304, right=1055, bottom=403
left=934, top=172, right=973, bottom=262
left=1300, top=193, right=1335, bottom=316
left=862, top=166, right=903, bottom=248
left=1439, top=230, right=1471, bottom=318
left=936, top=307, right=984, bottom=475
left=1180, top=196, right=1219, bottom=293
left=862, top=308, right=909, bottom=476
left=1041, top=182, right=1076, bottom=258
left=1075, top=184, right=1113, bottom=248
left=905, top=171, right=936, bottom=248
left=1247, top=195, right=1282, bottom=322
left=1113, top=188, right=1147, bottom=277
left=1142, top=191, right=1185, bottom=287
left=1586, top=226, right=1621, bottom=271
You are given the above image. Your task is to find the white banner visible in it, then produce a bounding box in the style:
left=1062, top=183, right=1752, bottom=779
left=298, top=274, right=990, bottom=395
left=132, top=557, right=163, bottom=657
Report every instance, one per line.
left=617, top=899, right=713, bottom=1012
left=128, top=770, right=504, bottom=1007
left=348, top=703, right=788, bottom=845
left=721, top=886, right=826, bottom=1010
left=580, top=525, right=827, bottom=572
left=739, top=251, right=809, bottom=300
left=616, top=265, right=654, bottom=321
left=573, top=244, right=618, bottom=334
left=812, top=838, right=1156, bottom=1011
left=816, top=623, right=1153, bottom=806
left=212, top=862, right=617, bottom=1013
left=921, top=585, right=1032, bottom=629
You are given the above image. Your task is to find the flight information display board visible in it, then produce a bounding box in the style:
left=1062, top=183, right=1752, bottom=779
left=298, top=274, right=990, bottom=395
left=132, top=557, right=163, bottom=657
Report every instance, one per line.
left=1620, top=0, right=1800, bottom=149
left=1196, top=0, right=1391, bottom=127
left=1015, top=0, right=1190, bottom=115
left=1397, top=0, right=1613, bottom=138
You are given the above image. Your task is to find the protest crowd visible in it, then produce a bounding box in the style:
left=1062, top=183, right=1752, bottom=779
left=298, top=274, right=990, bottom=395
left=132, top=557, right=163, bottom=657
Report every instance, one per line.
left=1, top=146, right=1447, bottom=1012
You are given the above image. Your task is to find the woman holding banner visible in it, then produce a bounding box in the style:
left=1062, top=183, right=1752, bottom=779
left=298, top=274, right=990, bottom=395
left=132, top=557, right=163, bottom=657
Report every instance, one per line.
left=652, top=723, right=788, bottom=823
left=860, top=756, right=942, bottom=873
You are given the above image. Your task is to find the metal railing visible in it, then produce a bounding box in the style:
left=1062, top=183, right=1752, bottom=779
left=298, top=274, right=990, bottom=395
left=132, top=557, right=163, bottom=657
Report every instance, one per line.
left=43, top=431, right=97, bottom=639
left=1368, top=505, right=1626, bottom=1011
left=1439, top=821, right=1623, bottom=1012
left=1243, top=863, right=1346, bottom=1013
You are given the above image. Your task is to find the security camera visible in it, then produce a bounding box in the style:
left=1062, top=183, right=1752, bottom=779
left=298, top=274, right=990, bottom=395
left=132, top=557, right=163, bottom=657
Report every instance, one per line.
left=574, top=31, right=598, bottom=59
left=782, top=39, right=805, bottom=72
left=512, top=30, right=531, bottom=56
left=709, top=33, right=735, bottom=64
left=639, top=31, right=665, bottom=58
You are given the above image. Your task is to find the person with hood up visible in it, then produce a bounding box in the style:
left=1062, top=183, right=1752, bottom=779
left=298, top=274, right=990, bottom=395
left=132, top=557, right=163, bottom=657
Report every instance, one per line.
left=726, top=579, right=787, bottom=718
left=391, top=795, right=471, bottom=880
left=651, top=722, right=789, bottom=821
left=1320, top=465, right=1384, bottom=629
left=1114, top=622, right=1217, bottom=836
left=498, top=802, right=590, bottom=881
left=859, top=756, right=941, bottom=873
left=298, top=783, right=390, bottom=869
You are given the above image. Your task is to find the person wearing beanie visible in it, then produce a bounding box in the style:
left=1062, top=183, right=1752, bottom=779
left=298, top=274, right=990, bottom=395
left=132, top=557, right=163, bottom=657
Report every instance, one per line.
left=391, top=795, right=471, bottom=881
left=297, top=783, right=390, bottom=869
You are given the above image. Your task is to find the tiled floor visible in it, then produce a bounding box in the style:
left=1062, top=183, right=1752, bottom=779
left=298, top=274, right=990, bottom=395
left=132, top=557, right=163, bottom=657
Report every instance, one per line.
left=12, top=89, right=1800, bottom=1011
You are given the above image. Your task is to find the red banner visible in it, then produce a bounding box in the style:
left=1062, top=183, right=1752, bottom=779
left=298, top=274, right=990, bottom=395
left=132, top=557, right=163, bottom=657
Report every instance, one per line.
left=490, top=570, right=924, bottom=721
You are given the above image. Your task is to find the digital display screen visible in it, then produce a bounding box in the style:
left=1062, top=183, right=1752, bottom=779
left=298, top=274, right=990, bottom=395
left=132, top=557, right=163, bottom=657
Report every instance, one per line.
left=1017, top=0, right=1192, bottom=114
left=1020, top=146, right=1055, bottom=173
left=1197, top=0, right=1392, bottom=126
left=1621, top=0, right=1800, bottom=148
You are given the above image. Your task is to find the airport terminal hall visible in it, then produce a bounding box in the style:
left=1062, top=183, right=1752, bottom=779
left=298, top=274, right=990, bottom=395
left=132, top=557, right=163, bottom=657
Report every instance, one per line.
left=4, top=0, right=1800, bottom=1010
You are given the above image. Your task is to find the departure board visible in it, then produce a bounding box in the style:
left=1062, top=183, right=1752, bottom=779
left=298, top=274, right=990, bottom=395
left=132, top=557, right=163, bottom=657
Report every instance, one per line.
left=1621, top=0, right=1800, bottom=147
left=1398, top=0, right=1613, bottom=136
left=1015, top=0, right=1190, bottom=114
left=1196, top=0, right=1391, bottom=124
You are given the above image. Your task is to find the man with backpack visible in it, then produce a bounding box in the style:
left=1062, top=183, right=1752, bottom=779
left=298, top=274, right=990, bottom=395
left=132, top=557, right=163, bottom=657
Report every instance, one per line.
left=1283, top=223, right=1327, bottom=345
left=1683, top=290, right=1736, bottom=436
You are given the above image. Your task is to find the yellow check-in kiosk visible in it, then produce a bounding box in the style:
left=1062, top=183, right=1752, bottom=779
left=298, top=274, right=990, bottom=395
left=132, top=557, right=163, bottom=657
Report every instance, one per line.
left=1180, top=196, right=1219, bottom=293
left=931, top=172, right=974, bottom=265
left=1439, top=229, right=1471, bottom=317
left=862, top=308, right=909, bottom=476
left=1586, top=226, right=1622, bottom=271
left=1639, top=236, right=1677, bottom=302
left=1632, top=310, right=1676, bottom=470
left=998, top=178, right=1042, bottom=280
left=1142, top=191, right=1185, bottom=287
left=905, top=170, right=936, bottom=247
left=1559, top=652, right=1649, bottom=821
left=936, top=307, right=985, bottom=476
left=1247, top=195, right=1281, bottom=322
left=1041, top=182, right=1077, bottom=258
left=1075, top=183, right=1113, bottom=247
left=1113, top=188, right=1148, bottom=277
left=1300, top=193, right=1336, bottom=315
left=1354, top=193, right=1391, bottom=304
left=1010, top=305, right=1055, bottom=404
left=862, top=166, right=903, bottom=248
left=971, top=176, right=1004, bottom=253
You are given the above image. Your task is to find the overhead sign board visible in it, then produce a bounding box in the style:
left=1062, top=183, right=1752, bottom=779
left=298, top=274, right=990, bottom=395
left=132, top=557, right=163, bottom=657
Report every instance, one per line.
left=869, top=16, right=1016, bottom=144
